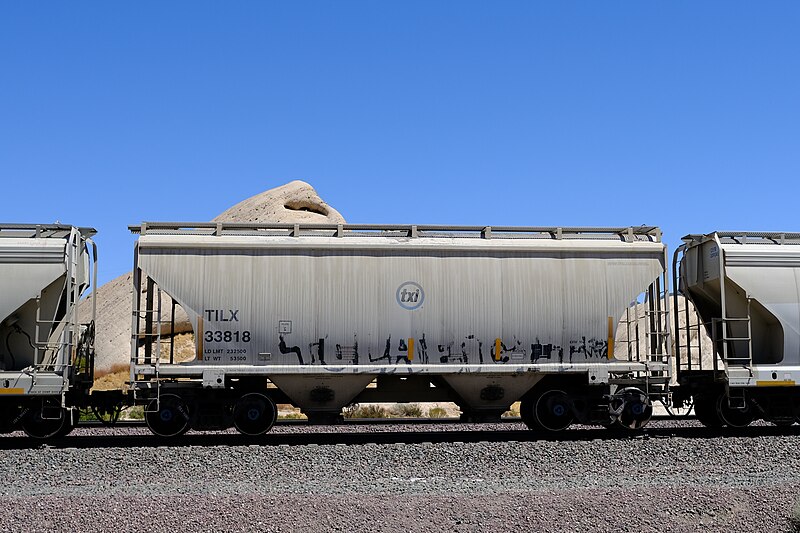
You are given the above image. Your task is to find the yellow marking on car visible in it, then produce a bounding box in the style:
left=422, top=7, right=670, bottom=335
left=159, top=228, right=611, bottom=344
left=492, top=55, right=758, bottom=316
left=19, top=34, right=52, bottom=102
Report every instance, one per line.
left=495, top=338, right=502, bottom=361
left=408, top=338, right=414, bottom=361
left=756, top=380, right=796, bottom=387
left=197, top=315, right=204, bottom=360
left=0, top=388, right=24, bottom=395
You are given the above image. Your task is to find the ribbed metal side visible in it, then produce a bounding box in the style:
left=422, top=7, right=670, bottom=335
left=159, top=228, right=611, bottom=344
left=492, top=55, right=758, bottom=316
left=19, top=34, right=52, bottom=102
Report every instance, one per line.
left=136, top=235, right=665, bottom=369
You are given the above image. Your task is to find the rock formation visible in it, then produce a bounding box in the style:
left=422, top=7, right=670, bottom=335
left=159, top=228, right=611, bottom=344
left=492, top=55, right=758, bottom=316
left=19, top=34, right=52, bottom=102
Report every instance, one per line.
left=81, top=180, right=345, bottom=372
left=614, top=295, right=715, bottom=384
left=213, top=180, right=344, bottom=224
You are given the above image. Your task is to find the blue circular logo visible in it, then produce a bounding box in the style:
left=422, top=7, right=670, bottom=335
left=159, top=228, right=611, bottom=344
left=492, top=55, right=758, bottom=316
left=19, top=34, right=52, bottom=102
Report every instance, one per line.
left=396, top=282, right=424, bottom=310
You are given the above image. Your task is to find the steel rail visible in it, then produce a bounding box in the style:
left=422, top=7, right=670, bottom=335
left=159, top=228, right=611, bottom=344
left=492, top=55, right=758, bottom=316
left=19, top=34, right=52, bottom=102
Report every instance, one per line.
left=2, top=423, right=797, bottom=451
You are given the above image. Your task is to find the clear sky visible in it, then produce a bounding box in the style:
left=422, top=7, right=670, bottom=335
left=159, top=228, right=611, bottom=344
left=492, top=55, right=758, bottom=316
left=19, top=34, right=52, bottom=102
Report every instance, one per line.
left=2, top=2, right=799, bottom=286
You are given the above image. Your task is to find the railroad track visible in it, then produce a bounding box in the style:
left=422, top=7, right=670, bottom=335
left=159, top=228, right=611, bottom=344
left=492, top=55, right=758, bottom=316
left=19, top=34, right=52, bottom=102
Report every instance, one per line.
left=76, top=413, right=684, bottom=428
left=3, top=421, right=798, bottom=450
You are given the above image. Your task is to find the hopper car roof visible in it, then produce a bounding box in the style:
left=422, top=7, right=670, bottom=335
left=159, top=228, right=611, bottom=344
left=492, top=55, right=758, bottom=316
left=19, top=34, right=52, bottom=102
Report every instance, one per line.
left=682, top=232, right=800, bottom=246
left=131, top=222, right=664, bottom=254
left=0, top=224, right=97, bottom=239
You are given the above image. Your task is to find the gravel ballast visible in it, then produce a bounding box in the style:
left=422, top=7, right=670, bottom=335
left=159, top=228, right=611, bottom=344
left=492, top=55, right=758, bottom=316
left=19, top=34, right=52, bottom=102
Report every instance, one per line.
left=0, top=421, right=798, bottom=532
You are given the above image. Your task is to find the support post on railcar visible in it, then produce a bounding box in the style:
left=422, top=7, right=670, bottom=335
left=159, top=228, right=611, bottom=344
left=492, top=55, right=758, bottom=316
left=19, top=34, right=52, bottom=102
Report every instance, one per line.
left=144, top=278, right=154, bottom=365
left=169, top=298, right=176, bottom=364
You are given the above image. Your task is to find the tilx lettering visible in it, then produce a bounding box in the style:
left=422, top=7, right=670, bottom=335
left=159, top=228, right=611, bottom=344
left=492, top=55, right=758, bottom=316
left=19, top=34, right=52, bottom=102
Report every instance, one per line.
left=204, top=309, right=239, bottom=322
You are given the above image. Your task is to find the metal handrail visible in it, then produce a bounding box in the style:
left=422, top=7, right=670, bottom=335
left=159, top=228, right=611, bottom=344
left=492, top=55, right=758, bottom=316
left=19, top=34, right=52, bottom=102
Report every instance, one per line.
left=130, top=221, right=662, bottom=242
left=683, top=232, right=800, bottom=245
left=0, top=224, right=97, bottom=238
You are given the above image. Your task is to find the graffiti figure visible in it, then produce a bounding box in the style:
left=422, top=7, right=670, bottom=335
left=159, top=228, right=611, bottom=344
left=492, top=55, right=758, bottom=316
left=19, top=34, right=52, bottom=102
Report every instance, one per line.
left=569, top=336, right=607, bottom=362
left=506, top=337, right=528, bottom=362
left=309, top=337, right=326, bottom=365
left=586, top=338, right=608, bottom=359
left=279, top=334, right=304, bottom=364
left=368, top=335, right=413, bottom=365
left=396, top=338, right=412, bottom=365
left=488, top=339, right=511, bottom=364
left=335, top=335, right=359, bottom=365
left=460, top=335, right=478, bottom=363
left=417, top=333, right=429, bottom=364
left=531, top=338, right=557, bottom=363
left=438, top=341, right=467, bottom=364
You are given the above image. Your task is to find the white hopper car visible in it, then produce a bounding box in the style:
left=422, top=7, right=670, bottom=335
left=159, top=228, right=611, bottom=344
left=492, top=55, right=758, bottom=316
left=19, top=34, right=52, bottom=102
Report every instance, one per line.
left=0, top=224, right=97, bottom=438
left=129, top=223, right=671, bottom=437
left=673, top=232, right=800, bottom=427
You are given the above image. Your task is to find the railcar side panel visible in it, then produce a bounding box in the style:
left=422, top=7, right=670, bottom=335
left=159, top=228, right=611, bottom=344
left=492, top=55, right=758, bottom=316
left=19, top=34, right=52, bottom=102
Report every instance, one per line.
left=137, top=237, right=664, bottom=368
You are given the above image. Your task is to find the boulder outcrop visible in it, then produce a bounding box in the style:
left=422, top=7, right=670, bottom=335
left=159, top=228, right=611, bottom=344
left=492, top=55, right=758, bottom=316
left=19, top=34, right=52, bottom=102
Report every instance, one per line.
left=81, top=180, right=345, bottom=372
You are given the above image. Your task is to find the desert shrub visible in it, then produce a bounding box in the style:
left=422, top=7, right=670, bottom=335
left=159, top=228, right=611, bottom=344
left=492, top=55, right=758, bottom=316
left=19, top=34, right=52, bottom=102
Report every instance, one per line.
left=279, top=412, right=307, bottom=420
left=428, top=407, right=448, bottom=418
left=344, top=404, right=388, bottom=419
left=122, top=406, right=145, bottom=420
left=391, top=403, right=423, bottom=417
left=79, top=409, right=98, bottom=422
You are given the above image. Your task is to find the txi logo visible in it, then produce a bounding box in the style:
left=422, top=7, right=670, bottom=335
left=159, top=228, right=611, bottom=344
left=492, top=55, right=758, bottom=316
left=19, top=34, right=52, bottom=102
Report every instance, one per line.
left=396, top=281, right=424, bottom=310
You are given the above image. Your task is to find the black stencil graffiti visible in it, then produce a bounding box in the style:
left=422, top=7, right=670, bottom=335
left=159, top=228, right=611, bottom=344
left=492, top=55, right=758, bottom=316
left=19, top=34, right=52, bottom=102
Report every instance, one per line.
left=588, top=338, right=609, bottom=359
left=309, top=337, right=326, bottom=365
left=367, top=337, right=389, bottom=364
left=335, top=335, right=359, bottom=365
left=569, top=336, right=608, bottom=362
left=459, top=335, right=511, bottom=364
left=279, top=334, right=304, bottom=364
left=432, top=335, right=512, bottom=364
left=437, top=340, right=467, bottom=363
left=530, top=337, right=562, bottom=363
left=278, top=330, right=606, bottom=367
left=488, top=339, right=512, bottom=363
left=396, top=338, right=411, bottom=365
left=418, top=334, right=429, bottom=364
left=368, top=335, right=413, bottom=365
left=463, top=335, right=477, bottom=363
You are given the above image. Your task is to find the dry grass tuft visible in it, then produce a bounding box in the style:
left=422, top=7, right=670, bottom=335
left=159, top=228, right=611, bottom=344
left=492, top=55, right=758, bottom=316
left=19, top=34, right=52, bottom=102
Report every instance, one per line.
left=391, top=403, right=423, bottom=417
left=344, top=404, right=389, bottom=418
left=277, top=405, right=307, bottom=420
left=428, top=406, right=448, bottom=418
left=92, top=364, right=129, bottom=391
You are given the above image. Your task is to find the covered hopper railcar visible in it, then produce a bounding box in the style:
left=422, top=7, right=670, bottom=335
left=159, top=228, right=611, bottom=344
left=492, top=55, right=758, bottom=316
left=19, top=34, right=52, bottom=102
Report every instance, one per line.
left=673, top=232, right=800, bottom=427
left=130, top=222, right=671, bottom=437
left=0, top=224, right=97, bottom=438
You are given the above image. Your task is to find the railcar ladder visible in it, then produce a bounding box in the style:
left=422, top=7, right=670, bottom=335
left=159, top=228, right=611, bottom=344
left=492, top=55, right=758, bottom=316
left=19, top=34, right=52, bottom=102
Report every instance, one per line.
left=614, top=278, right=671, bottom=402
left=712, top=300, right=753, bottom=409
left=643, top=277, right=671, bottom=401
left=25, top=229, right=83, bottom=411
left=133, top=281, right=165, bottom=409
left=672, top=245, right=714, bottom=376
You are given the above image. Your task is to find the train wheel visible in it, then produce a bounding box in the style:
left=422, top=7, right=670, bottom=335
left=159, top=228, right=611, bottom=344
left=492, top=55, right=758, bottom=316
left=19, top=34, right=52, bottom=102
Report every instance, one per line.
left=21, top=404, right=69, bottom=439
left=233, top=393, right=277, bottom=435
left=693, top=394, right=723, bottom=428
left=145, top=394, right=190, bottom=437
left=616, top=388, right=653, bottom=430
left=533, top=389, right=574, bottom=432
left=716, top=394, right=754, bottom=428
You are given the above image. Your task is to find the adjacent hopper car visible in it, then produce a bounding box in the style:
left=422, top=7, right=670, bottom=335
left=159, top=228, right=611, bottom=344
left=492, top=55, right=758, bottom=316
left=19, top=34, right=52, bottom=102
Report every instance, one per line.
left=1, top=221, right=798, bottom=439
left=0, top=224, right=97, bottom=438
left=672, top=232, right=800, bottom=427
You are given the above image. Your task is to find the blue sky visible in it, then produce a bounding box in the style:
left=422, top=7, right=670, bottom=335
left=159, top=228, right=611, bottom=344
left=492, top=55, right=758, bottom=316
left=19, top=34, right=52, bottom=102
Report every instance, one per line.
left=2, top=2, right=799, bottom=285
